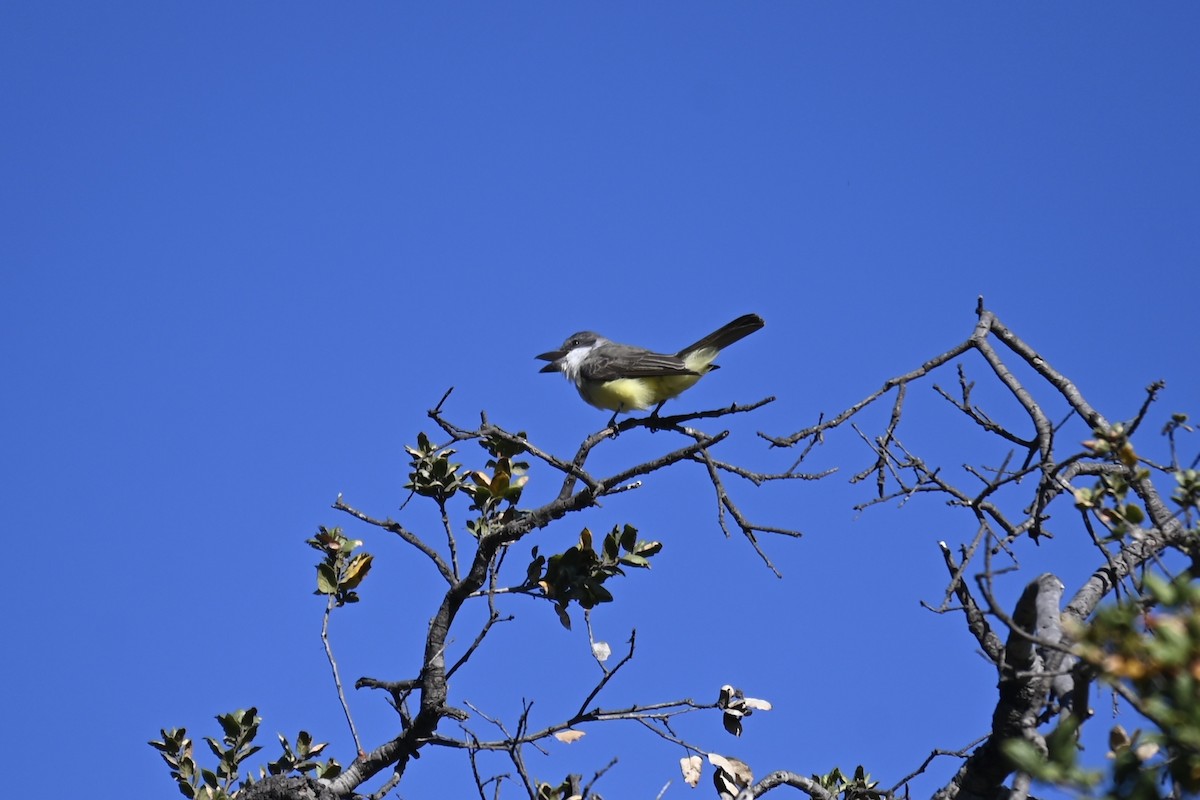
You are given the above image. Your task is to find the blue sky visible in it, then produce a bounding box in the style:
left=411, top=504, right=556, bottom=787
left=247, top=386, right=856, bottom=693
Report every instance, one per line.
left=3, top=4, right=1199, bottom=799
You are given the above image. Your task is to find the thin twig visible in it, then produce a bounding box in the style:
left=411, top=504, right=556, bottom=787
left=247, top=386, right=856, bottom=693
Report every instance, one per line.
left=322, top=593, right=363, bottom=757
left=333, top=495, right=455, bottom=585
left=574, top=631, right=638, bottom=718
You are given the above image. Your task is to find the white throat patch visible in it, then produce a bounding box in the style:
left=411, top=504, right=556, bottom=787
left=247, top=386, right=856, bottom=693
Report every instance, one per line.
left=559, top=343, right=597, bottom=383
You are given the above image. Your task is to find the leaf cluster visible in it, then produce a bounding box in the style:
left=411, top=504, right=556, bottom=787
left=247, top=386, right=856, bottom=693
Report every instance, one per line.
left=405, top=429, right=532, bottom=538
left=811, top=765, right=884, bottom=800
left=716, top=684, right=773, bottom=737
left=524, top=525, right=662, bottom=629
left=1074, top=426, right=1150, bottom=539
left=404, top=432, right=467, bottom=504
left=1001, top=716, right=1099, bottom=792
left=265, top=731, right=341, bottom=781
left=149, top=709, right=262, bottom=800
left=464, top=453, right=528, bottom=537
left=307, top=525, right=373, bottom=606
left=1004, top=574, right=1200, bottom=799
left=1077, top=575, right=1200, bottom=796
left=1172, top=468, right=1200, bottom=515
left=150, top=711, right=341, bottom=799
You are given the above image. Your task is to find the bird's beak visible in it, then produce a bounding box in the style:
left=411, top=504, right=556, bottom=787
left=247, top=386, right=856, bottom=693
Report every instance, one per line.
left=536, top=349, right=565, bottom=373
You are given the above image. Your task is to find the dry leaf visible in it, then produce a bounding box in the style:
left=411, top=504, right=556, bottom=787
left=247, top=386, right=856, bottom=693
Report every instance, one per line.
left=1134, top=741, right=1160, bottom=762
left=1108, top=724, right=1130, bottom=757
left=554, top=730, right=586, bottom=744
left=591, top=641, right=611, bottom=662
left=743, top=697, right=772, bottom=711
left=680, top=755, right=703, bottom=788
left=708, top=753, right=753, bottom=789
left=713, top=767, right=738, bottom=797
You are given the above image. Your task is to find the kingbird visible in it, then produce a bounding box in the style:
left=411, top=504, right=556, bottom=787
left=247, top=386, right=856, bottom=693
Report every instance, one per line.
left=536, top=313, right=764, bottom=424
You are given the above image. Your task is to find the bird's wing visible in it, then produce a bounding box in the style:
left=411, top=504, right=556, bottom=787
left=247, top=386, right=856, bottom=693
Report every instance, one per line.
left=580, top=344, right=699, bottom=381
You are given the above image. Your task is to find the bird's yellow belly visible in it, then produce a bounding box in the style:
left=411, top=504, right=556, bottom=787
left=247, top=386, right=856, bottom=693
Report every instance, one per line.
left=579, top=374, right=704, bottom=412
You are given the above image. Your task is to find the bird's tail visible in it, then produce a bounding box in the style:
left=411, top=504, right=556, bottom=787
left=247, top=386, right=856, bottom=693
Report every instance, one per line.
left=676, top=313, right=765, bottom=358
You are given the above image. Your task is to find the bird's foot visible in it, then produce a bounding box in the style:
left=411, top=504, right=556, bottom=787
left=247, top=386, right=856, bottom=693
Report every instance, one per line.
left=646, top=402, right=668, bottom=432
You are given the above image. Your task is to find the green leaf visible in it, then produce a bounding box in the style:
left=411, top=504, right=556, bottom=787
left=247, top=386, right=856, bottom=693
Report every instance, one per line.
left=215, top=712, right=239, bottom=740
left=603, top=531, right=620, bottom=560
left=636, top=541, right=663, bottom=557
left=1001, top=738, right=1044, bottom=774
left=316, top=564, right=339, bottom=595
left=1144, top=574, right=1176, bottom=605
left=1046, top=716, right=1081, bottom=768
left=587, top=582, right=614, bottom=604
left=620, top=524, right=638, bottom=551
left=525, top=550, right=544, bottom=586
left=554, top=603, right=572, bottom=630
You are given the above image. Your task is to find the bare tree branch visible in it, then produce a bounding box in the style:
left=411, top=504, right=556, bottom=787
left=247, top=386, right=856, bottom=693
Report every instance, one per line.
left=735, top=770, right=836, bottom=800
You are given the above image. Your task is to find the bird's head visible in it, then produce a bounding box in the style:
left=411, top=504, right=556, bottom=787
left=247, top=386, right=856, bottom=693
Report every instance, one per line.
left=536, top=331, right=605, bottom=378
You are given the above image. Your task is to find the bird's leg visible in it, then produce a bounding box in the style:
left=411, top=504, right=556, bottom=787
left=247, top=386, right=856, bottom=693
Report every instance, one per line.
left=605, top=406, right=622, bottom=437
left=646, top=401, right=668, bottom=432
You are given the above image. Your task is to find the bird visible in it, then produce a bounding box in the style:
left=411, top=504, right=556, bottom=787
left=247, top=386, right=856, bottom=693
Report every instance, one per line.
left=536, top=313, right=764, bottom=427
